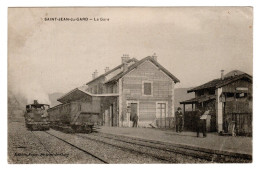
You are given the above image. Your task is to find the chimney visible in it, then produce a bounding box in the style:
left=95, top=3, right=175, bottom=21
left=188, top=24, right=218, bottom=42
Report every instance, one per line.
left=151, top=53, right=157, bottom=61
left=221, top=70, right=224, bottom=80
left=92, top=73, right=95, bottom=80
left=92, top=70, right=98, bottom=79
left=123, top=62, right=129, bottom=72
left=94, top=70, right=98, bottom=78
left=34, top=100, right=38, bottom=105
left=234, top=71, right=238, bottom=76
left=105, top=67, right=110, bottom=73
left=121, top=54, right=130, bottom=64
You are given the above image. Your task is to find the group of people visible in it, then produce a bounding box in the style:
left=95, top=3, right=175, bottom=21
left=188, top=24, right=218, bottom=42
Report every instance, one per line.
left=130, top=106, right=208, bottom=138
left=175, top=107, right=207, bottom=138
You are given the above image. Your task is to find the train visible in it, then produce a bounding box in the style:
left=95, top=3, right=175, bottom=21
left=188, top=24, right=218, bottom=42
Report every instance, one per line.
left=24, top=100, right=50, bottom=131
left=47, top=101, right=101, bottom=133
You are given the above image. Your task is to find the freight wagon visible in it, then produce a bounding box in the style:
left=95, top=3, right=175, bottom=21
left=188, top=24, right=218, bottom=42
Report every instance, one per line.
left=47, top=100, right=102, bottom=133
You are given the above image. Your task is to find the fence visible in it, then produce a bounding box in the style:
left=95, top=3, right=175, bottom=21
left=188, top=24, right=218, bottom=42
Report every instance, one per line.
left=156, top=117, right=175, bottom=128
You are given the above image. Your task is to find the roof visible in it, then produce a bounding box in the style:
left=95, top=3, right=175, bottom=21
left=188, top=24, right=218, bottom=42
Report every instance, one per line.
left=105, top=56, right=180, bottom=84
left=57, top=87, right=119, bottom=103
left=26, top=104, right=49, bottom=107
left=216, top=73, right=252, bottom=88
left=188, top=72, right=252, bottom=93
left=180, top=95, right=216, bottom=104
left=86, top=58, right=138, bottom=85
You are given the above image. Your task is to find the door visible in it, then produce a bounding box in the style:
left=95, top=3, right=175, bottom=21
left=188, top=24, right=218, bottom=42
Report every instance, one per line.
left=156, top=103, right=167, bottom=128
left=104, top=109, right=109, bottom=126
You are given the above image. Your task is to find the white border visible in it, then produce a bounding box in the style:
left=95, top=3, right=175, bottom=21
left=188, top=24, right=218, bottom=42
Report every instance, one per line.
left=1, top=1, right=259, bottom=170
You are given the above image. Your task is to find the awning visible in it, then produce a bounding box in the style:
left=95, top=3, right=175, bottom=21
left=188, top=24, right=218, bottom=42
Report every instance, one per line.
left=180, top=95, right=216, bottom=104
left=57, top=88, right=119, bottom=104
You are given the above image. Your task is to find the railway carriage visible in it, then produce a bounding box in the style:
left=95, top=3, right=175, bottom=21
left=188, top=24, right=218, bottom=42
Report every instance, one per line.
left=47, top=101, right=101, bottom=133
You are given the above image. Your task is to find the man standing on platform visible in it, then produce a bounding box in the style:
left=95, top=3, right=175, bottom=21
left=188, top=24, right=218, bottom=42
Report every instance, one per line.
left=132, top=113, right=138, bottom=128
left=175, top=107, right=183, bottom=133
left=195, top=108, right=207, bottom=137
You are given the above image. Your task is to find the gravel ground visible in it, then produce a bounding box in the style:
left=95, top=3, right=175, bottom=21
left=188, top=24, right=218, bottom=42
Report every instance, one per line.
left=78, top=133, right=210, bottom=163
left=9, top=121, right=169, bottom=163
left=32, top=131, right=105, bottom=163
left=8, top=122, right=55, bottom=163
left=8, top=122, right=104, bottom=163
left=48, top=129, right=169, bottom=163
left=8, top=122, right=249, bottom=164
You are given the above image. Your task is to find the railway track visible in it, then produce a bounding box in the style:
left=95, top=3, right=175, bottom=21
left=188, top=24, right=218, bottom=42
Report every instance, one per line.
left=30, top=131, right=59, bottom=163
left=76, top=133, right=208, bottom=163
left=76, top=133, right=176, bottom=163
left=45, top=130, right=170, bottom=163
left=35, top=128, right=251, bottom=163
left=44, top=131, right=109, bottom=164
left=79, top=132, right=252, bottom=163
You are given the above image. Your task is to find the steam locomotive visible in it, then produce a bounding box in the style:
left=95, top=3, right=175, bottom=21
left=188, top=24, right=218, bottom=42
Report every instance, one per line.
left=24, top=100, right=50, bottom=131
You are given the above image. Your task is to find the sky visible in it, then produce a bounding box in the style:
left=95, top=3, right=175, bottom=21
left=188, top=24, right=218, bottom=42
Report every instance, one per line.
left=8, top=7, right=253, bottom=103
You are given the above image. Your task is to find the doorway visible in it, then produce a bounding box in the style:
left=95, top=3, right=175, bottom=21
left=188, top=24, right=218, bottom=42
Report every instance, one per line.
left=126, top=101, right=139, bottom=127
left=156, top=101, right=168, bottom=128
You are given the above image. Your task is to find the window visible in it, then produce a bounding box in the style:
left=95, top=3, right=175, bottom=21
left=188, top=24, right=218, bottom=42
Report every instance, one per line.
left=226, top=93, right=235, bottom=98
left=94, top=85, right=98, bottom=94
left=198, top=90, right=204, bottom=96
left=142, top=81, right=153, bottom=96
left=236, top=93, right=247, bottom=98
left=209, top=89, right=215, bottom=95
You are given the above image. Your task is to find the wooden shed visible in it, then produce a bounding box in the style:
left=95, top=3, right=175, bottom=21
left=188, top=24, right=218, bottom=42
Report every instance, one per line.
left=180, top=70, right=252, bottom=136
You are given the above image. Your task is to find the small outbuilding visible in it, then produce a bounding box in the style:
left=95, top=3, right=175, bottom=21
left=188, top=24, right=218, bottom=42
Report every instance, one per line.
left=180, top=70, right=252, bottom=136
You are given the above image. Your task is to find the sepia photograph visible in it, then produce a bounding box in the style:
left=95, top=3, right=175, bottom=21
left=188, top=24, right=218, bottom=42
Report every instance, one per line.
left=7, top=7, right=253, bottom=164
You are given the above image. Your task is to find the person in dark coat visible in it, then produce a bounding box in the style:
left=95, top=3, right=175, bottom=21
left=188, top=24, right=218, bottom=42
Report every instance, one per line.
left=132, top=113, right=138, bottom=127
left=175, top=107, right=183, bottom=133
left=195, top=108, right=207, bottom=137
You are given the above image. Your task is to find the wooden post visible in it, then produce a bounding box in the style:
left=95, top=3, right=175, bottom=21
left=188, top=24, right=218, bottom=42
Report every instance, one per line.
left=192, top=103, right=194, bottom=111
left=118, top=78, right=123, bottom=127
left=183, top=104, right=185, bottom=130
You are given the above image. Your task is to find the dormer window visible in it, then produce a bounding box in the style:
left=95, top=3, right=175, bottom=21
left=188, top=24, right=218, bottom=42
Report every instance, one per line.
left=142, top=81, right=153, bottom=96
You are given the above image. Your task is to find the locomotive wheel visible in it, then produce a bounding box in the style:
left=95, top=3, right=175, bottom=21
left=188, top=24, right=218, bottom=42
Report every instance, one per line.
left=84, top=126, right=92, bottom=133
left=31, top=125, right=37, bottom=131
left=27, top=124, right=32, bottom=130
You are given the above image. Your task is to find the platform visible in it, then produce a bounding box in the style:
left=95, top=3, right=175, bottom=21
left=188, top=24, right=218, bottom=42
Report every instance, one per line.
left=99, top=126, right=252, bottom=156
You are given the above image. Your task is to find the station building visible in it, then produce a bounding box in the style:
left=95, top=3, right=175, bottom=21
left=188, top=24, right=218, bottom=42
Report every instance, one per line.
left=57, top=54, right=180, bottom=128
